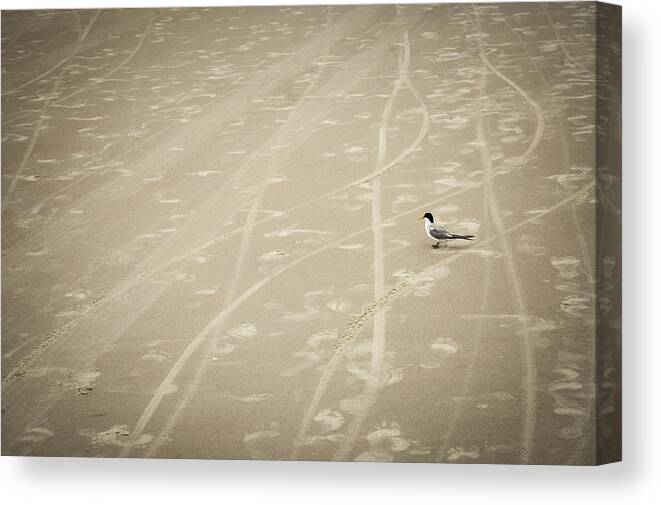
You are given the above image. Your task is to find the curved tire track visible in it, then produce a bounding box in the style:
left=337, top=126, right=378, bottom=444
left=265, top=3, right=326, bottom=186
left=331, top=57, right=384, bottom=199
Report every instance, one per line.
left=1, top=6, right=392, bottom=388
left=333, top=30, right=409, bottom=462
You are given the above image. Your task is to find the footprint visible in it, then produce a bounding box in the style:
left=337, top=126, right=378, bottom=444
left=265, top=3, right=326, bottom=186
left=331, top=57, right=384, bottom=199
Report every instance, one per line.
left=220, top=392, right=272, bottom=403
left=91, top=425, right=152, bottom=448
left=20, top=426, right=53, bottom=443
left=265, top=228, right=331, bottom=238
left=339, top=395, right=363, bottom=415
left=354, top=421, right=412, bottom=462
left=452, top=391, right=516, bottom=405
left=313, top=409, right=344, bottom=434
left=266, top=174, right=287, bottom=184
left=554, top=405, right=587, bottom=417
left=558, top=426, right=583, bottom=439
left=549, top=381, right=583, bottom=392
left=544, top=167, right=592, bottom=189
left=553, top=366, right=580, bottom=381
left=64, top=289, right=89, bottom=301
left=344, top=145, right=368, bottom=162
left=25, top=248, right=49, bottom=257
left=515, top=316, right=558, bottom=337
left=601, top=256, right=616, bottom=279
left=175, top=273, right=196, bottom=283
left=554, top=282, right=582, bottom=293
left=55, top=370, right=100, bottom=395
left=393, top=267, right=451, bottom=297
left=454, top=218, right=481, bottom=234
left=211, top=342, right=236, bottom=359
left=225, top=323, right=257, bottom=341
left=258, top=249, right=288, bottom=262
left=560, top=295, right=591, bottom=318
left=381, top=365, right=404, bottom=386
left=194, top=287, right=219, bottom=296
left=141, top=350, right=169, bottom=363
left=306, top=330, right=338, bottom=349
left=445, top=446, right=480, bottom=462
left=244, top=422, right=280, bottom=459
left=430, top=337, right=458, bottom=357
left=188, top=170, right=221, bottom=177
left=551, top=256, right=581, bottom=279
left=326, top=300, right=352, bottom=312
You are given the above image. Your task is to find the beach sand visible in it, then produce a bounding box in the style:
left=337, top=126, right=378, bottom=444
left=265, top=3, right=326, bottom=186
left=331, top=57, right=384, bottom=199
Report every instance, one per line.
left=1, top=3, right=620, bottom=464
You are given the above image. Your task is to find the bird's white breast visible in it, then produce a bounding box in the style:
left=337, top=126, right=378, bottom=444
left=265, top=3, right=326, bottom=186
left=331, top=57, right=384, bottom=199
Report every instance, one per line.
left=424, top=219, right=436, bottom=241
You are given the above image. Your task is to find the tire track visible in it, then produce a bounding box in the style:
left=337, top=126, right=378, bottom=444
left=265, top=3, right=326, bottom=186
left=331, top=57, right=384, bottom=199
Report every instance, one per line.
left=555, top=112, right=597, bottom=465
left=3, top=31, right=70, bottom=70
left=502, top=9, right=598, bottom=464
left=141, top=21, right=336, bottom=455
left=434, top=9, right=536, bottom=463
left=0, top=119, right=501, bottom=391
left=3, top=10, right=425, bottom=371
left=155, top=85, right=428, bottom=275
left=1, top=7, right=394, bottom=387
left=3, top=7, right=388, bottom=253
left=472, top=8, right=545, bottom=165
left=1, top=25, right=26, bottom=53
left=478, top=87, right=537, bottom=465
left=542, top=3, right=593, bottom=77
left=0, top=197, right=253, bottom=433
left=72, top=10, right=83, bottom=41
left=334, top=186, right=593, bottom=352
left=502, top=16, right=552, bottom=90
left=1, top=13, right=152, bottom=125
left=122, top=165, right=521, bottom=459
left=2, top=101, right=54, bottom=212
left=434, top=86, right=494, bottom=463
left=51, top=16, right=153, bottom=106
left=2, top=117, right=182, bottom=254
left=1, top=7, right=375, bottom=130
left=1, top=10, right=101, bottom=97
left=141, top=186, right=266, bottom=459
left=292, top=29, right=431, bottom=458
left=333, top=30, right=408, bottom=462
left=434, top=242, right=492, bottom=462
left=297, top=5, right=545, bottom=462
left=519, top=6, right=598, bottom=462
left=119, top=177, right=591, bottom=458
left=115, top=14, right=431, bottom=456
left=10, top=10, right=430, bottom=258
left=472, top=4, right=539, bottom=464
left=1, top=10, right=101, bottom=211
left=565, top=197, right=597, bottom=465
left=294, top=183, right=594, bottom=458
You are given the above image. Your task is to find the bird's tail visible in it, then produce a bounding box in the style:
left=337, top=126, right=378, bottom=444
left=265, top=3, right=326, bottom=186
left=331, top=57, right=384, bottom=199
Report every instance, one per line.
left=449, top=234, right=475, bottom=240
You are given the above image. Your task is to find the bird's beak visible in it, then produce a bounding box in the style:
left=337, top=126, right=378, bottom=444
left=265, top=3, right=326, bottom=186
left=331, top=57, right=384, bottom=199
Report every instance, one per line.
left=418, top=214, right=424, bottom=219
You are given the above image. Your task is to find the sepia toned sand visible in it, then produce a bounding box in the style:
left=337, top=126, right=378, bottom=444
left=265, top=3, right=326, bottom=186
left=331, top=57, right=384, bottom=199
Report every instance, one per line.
left=1, top=3, right=621, bottom=464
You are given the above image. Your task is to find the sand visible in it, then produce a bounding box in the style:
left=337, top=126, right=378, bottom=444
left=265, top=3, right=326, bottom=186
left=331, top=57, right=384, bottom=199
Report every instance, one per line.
left=1, top=3, right=621, bottom=464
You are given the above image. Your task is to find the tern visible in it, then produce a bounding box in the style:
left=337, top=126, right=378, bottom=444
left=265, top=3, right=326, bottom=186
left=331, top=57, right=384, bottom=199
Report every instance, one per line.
left=419, top=212, right=474, bottom=248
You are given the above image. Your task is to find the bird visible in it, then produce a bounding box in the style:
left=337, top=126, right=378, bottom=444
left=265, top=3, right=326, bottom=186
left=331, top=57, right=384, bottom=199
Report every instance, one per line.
left=419, top=212, right=474, bottom=248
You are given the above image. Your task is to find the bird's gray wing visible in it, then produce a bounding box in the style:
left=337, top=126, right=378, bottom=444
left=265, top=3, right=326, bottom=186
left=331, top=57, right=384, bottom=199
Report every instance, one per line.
left=429, top=223, right=451, bottom=240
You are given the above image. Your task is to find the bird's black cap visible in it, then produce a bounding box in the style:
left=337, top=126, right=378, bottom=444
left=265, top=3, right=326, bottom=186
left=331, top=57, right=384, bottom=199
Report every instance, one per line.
left=422, top=212, right=434, bottom=222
